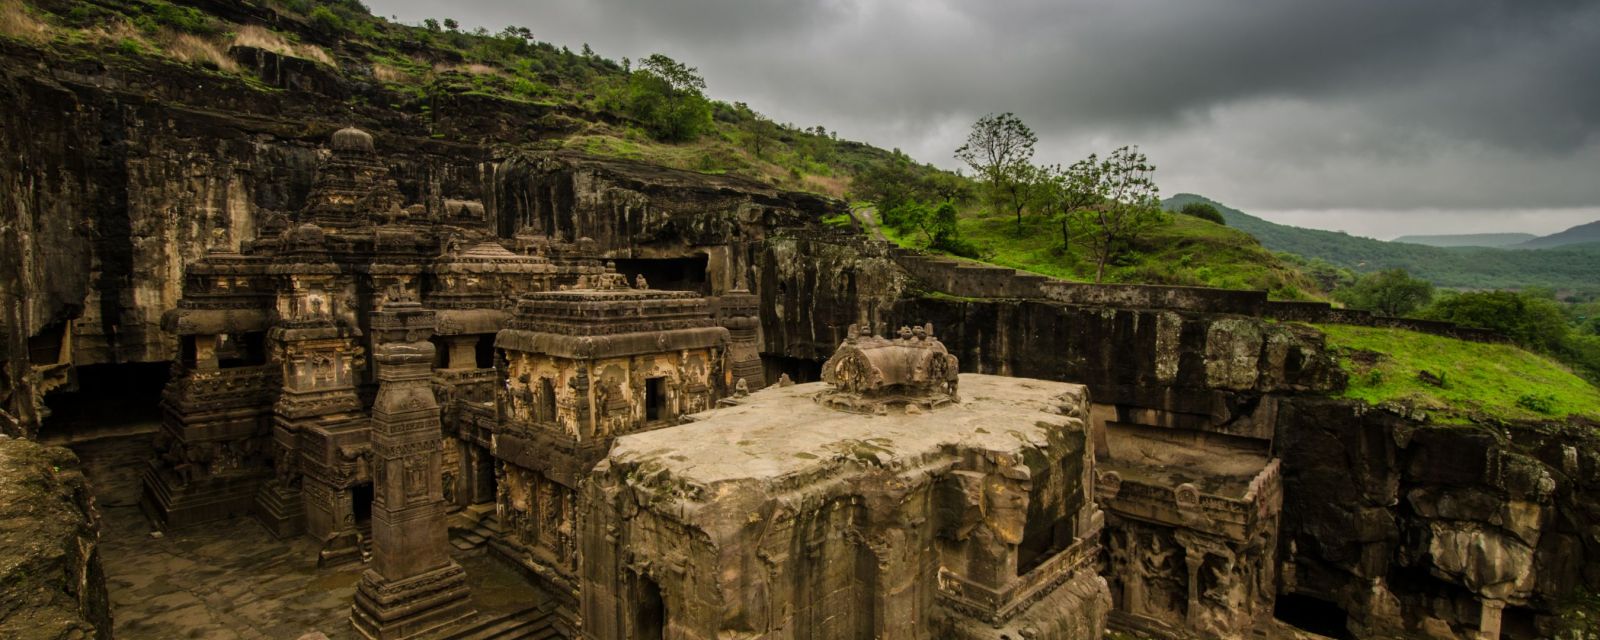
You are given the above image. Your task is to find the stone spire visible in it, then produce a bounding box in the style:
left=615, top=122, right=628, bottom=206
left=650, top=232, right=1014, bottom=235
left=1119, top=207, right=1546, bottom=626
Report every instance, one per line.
left=351, top=299, right=473, bottom=639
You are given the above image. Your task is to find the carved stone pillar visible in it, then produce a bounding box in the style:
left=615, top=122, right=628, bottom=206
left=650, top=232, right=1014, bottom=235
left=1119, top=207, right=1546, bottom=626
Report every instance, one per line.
left=1477, top=598, right=1505, bottom=640
left=351, top=299, right=474, bottom=639
left=1184, top=551, right=1204, bottom=629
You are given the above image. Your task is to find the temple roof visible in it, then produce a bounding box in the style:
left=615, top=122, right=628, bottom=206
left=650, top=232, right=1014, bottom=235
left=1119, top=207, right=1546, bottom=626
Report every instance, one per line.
left=596, top=375, right=1088, bottom=523
left=330, top=126, right=374, bottom=154
left=496, top=289, right=728, bottom=359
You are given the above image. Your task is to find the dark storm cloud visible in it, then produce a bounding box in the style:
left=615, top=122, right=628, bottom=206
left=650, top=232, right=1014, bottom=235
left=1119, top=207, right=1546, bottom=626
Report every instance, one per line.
left=368, top=0, right=1600, bottom=235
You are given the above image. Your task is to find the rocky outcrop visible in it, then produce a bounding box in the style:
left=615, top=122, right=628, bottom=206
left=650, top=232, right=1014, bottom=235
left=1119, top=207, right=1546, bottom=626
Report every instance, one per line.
left=888, top=296, right=1343, bottom=433
left=1278, top=399, right=1600, bottom=638
left=0, top=436, right=111, bottom=639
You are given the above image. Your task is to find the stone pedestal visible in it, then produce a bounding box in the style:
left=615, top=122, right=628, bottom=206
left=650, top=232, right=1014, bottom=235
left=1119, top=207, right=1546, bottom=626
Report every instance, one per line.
left=254, top=481, right=305, bottom=538
left=351, top=299, right=473, bottom=639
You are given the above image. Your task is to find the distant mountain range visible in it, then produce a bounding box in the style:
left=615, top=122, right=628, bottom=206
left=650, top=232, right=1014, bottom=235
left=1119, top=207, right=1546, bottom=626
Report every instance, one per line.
left=1394, top=219, right=1600, bottom=249
left=1391, top=233, right=1535, bottom=248
left=1164, top=194, right=1600, bottom=291
left=1515, top=220, right=1600, bottom=249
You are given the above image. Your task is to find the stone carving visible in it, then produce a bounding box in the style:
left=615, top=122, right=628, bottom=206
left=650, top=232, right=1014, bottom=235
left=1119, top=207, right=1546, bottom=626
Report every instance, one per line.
left=816, top=322, right=960, bottom=413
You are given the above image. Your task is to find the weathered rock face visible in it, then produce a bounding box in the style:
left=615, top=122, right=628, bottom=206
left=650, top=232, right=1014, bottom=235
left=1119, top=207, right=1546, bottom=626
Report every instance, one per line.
left=888, top=297, right=1343, bottom=434
left=754, top=236, right=905, bottom=366
left=1278, top=399, right=1600, bottom=638
left=0, top=437, right=112, bottom=640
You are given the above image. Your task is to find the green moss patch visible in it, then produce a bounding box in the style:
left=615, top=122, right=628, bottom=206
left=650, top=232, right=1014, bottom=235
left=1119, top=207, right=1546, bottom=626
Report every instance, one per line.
left=1318, top=324, right=1600, bottom=423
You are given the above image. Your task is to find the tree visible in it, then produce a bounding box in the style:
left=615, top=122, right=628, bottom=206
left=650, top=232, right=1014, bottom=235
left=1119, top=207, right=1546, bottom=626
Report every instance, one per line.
left=1032, top=158, right=1102, bottom=252
left=1419, top=290, right=1570, bottom=353
left=1068, top=146, right=1164, bottom=283
left=442, top=18, right=458, bottom=31
left=954, top=113, right=1037, bottom=232
left=1179, top=202, right=1225, bottom=225
left=422, top=18, right=439, bottom=32
left=1334, top=269, right=1434, bottom=317
left=621, top=54, right=713, bottom=142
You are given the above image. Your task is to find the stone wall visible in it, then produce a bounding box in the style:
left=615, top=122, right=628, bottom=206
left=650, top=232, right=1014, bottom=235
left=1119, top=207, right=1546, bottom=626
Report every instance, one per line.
left=887, top=297, right=1343, bottom=434
left=1277, top=398, right=1600, bottom=638
left=0, top=437, right=112, bottom=640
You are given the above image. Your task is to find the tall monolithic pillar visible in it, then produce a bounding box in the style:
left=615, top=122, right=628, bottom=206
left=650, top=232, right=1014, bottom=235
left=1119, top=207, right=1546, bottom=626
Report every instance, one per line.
left=351, top=293, right=474, bottom=639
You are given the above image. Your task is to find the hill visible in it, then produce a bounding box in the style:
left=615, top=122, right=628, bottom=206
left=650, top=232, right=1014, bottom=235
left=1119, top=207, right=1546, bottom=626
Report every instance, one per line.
left=880, top=205, right=1324, bottom=299
left=1391, top=233, right=1535, bottom=248
left=1164, top=194, right=1600, bottom=292
left=1, top=0, right=941, bottom=198
left=1517, top=220, right=1600, bottom=249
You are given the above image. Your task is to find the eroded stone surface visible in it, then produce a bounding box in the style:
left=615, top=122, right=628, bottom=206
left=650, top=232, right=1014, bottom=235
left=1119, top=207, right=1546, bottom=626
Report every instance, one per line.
left=582, top=374, right=1109, bottom=639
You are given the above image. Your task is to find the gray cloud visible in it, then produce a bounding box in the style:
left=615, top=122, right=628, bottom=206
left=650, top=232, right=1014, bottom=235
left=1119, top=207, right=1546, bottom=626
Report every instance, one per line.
left=367, top=0, right=1600, bottom=235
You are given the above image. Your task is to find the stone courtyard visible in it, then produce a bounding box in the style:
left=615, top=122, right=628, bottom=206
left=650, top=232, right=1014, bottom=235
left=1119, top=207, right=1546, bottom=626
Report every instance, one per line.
left=98, top=504, right=551, bottom=640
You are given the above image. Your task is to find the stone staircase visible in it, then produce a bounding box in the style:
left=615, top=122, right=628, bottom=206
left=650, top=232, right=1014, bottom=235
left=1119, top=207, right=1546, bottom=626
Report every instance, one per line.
left=361, top=520, right=374, bottom=563
left=449, top=503, right=500, bottom=553
left=446, top=601, right=564, bottom=640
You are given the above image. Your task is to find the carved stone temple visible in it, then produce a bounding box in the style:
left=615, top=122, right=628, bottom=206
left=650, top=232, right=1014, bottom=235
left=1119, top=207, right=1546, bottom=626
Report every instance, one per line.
left=582, top=327, right=1111, bottom=639
left=120, top=127, right=1303, bottom=640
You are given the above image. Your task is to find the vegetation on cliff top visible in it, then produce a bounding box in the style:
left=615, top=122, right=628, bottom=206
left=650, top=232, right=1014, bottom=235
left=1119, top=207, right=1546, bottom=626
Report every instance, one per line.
left=1, top=0, right=943, bottom=198
left=1318, top=324, right=1600, bottom=424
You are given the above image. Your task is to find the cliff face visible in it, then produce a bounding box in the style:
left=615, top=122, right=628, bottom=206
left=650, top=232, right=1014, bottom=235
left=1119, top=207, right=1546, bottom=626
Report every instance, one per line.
left=0, top=437, right=111, bottom=640
left=889, top=297, right=1343, bottom=433
left=1279, top=400, right=1600, bottom=637
left=0, top=44, right=506, bottom=366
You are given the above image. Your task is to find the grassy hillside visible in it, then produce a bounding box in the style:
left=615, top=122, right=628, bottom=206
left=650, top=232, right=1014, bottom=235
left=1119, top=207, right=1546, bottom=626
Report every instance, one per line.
left=1, top=0, right=942, bottom=199
left=1319, top=324, right=1600, bottom=423
left=1165, top=194, right=1600, bottom=292
left=881, top=205, right=1324, bottom=299
left=1391, top=233, right=1535, bottom=248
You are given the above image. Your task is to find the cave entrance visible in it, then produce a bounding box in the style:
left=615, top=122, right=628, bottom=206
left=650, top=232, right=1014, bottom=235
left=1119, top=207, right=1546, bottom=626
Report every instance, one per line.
left=761, top=355, right=823, bottom=385
left=40, top=362, right=170, bottom=442
left=1274, top=592, right=1352, bottom=639
left=633, top=573, right=666, bottom=640
left=611, top=255, right=710, bottom=294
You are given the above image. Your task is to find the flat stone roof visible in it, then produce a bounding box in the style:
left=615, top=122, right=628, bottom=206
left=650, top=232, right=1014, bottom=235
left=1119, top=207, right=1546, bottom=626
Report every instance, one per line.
left=604, top=374, right=1087, bottom=491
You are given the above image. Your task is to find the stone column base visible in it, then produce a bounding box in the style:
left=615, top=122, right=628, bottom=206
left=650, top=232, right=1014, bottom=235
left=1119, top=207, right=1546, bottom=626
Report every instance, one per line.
left=253, top=483, right=305, bottom=539
left=351, top=563, right=475, bottom=640
left=139, top=462, right=269, bottom=531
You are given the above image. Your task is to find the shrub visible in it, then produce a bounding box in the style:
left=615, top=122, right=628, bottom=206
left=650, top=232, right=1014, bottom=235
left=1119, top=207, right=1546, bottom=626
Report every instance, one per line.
left=308, top=6, right=344, bottom=36
left=1179, top=202, right=1226, bottom=225
left=1334, top=269, right=1434, bottom=317
left=1516, top=393, right=1557, bottom=414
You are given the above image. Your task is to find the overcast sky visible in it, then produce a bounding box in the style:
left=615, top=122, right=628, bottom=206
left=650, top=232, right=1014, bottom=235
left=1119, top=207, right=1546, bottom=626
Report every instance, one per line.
left=368, top=0, right=1600, bottom=240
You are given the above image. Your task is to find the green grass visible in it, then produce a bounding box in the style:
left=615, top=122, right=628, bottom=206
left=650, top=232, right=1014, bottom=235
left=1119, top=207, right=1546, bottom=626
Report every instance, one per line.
left=885, top=206, right=1323, bottom=298
left=1317, top=324, right=1600, bottom=423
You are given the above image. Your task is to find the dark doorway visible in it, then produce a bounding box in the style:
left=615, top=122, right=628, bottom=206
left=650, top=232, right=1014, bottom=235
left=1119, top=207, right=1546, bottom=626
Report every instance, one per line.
left=352, top=483, right=374, bottom=525
left=474, top=335, right=496, bottom=369
left=1274, top=592, right=1352, bottom=639
left=216, top=332, right=267, bottom=368
left=612, top=255, right=710, bottom=294
left=762, top=355, right=823, bottom=385
left=41, top=362, right=170, bottom=441
left=473, top=450, right=497, bottom=505
left=645, top=377, right=666, bottom=422
left=539, top=378, right=557, bottom=423
left=634, top=573, right=666, bottom=640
